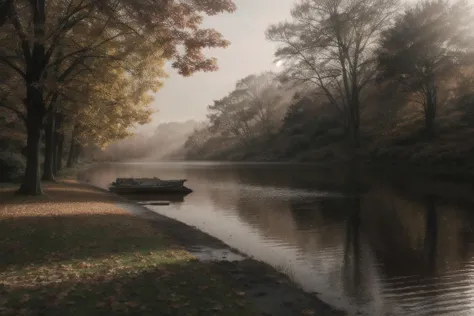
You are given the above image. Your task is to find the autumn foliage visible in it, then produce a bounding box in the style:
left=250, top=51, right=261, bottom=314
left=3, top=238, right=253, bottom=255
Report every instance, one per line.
left=0, top=0, right=236, bottom=194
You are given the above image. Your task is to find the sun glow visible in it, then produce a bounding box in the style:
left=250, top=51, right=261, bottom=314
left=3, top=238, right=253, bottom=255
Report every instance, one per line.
left=275, top=60, right=285, bottom=68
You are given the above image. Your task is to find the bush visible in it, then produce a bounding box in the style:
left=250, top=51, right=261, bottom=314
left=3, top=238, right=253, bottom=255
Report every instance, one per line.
left=0, top=152, right=26, bottom=183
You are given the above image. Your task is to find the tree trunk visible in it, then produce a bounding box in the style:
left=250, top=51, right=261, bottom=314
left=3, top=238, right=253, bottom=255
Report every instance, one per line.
left=425, top=104, right=436, bottom=139
left=424, top=82, right=437, bottom=139
left=53, top=113, right=64, bottom=175
left=73, top=144, right=82, bottom=164
left=67, top=141, right=76, bottom=168
left=424, top=195, right=437, bottom=272
left=18, top=91, right=44, bottom=195
left=42, top=112, right=55, bottom=181
left=17, top=0, right=47, bottom=195
left=349, top=90, right=361, bottom=150
left=346, top=111, right=360, bottom=154
left=67, top=126, right=78, bottom=168
left=55, top=133, right=65, bottom=174
left=53, top=137, right=58, bottom=175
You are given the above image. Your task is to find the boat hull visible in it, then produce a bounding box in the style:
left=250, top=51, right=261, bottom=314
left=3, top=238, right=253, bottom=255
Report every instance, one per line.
left=108, top=177, right=192, bottom=196
left=109, top=186, right=192, bottom=195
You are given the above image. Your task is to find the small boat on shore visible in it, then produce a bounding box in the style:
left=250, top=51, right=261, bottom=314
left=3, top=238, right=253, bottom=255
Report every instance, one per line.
left=109, top=177, right=192, bottom=195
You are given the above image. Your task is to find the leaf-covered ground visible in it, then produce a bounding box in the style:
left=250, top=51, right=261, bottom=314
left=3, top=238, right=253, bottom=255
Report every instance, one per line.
left=0, top=181, right=256, bottom=316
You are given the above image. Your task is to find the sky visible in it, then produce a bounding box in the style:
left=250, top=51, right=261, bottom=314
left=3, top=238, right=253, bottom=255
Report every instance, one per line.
left=143, top=0, right=419, bottom=131
left=144, top=0, right=295, bottom=129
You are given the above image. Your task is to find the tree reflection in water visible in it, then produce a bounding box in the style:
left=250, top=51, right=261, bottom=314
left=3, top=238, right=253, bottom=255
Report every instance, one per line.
left=84, top=162, right=474, bottom=315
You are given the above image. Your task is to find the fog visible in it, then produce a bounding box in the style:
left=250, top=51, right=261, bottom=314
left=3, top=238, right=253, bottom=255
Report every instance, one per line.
left=107, top=0, right=437, bottom=163
left=136, top=0, right=295, bottom=131
left=102, top=121, right=203, bottom=161
left=140, top=0, right=417, bottom=129
left=122, top=1, right=301, bottom=159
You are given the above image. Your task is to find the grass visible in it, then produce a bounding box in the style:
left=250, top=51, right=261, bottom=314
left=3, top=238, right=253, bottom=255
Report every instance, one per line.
left=0, top=181, right=256, bottom=316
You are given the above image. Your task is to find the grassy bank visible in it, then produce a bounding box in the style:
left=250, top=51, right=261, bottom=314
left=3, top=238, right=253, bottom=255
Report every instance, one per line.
left=0, top=181, right=255, bottom=316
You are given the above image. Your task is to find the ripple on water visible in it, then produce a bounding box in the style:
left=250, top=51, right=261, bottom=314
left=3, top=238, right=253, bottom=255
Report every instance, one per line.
left=85, top=162, right=474, bottom=316
left=379, top=266, right=474, bottom=315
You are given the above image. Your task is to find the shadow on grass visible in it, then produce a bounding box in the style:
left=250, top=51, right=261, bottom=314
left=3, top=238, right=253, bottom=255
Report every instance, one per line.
left=1, top=259, right=250, bottom=316
left=0, top=214, right=172, bottom=268
left=0, top=181, right=343, bottom=316
left=2, top=179, right=120, bottom=199
left=0, top=181, right=255, bottom=315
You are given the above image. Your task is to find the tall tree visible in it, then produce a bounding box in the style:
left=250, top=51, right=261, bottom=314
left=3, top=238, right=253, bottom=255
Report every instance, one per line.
left=52, top=112, right=64, bottom=175
left=0, top=0, right=236, bottom=195
left=207, top=72, right=285, bottom=144
left=208, top=91, right=255, bottom=144
left=377, top=0, right=474, bottom=138
left=233, top=72, right=284, bottom=136
left=267, top=0, right=398, bottom=148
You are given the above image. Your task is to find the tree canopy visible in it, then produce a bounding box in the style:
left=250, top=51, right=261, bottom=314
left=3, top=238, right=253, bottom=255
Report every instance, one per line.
left=207, top=72, right=286, bottom=144
left=267, top=0, right=399, bottom=147
left=182, top=0, right=474, bottom=166
left=0, top=0, right=236, bottom=194
left=377, top=0, right=474, bottom=137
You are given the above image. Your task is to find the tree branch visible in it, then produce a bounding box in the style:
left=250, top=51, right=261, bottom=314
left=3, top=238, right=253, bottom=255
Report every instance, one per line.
left=0, top=103, right=26, bottom=123
left=47, top=31, right=132, bottom=69
left=9, top=4, right=31, bottom=62
left=0, top=57, right=26, bottom=79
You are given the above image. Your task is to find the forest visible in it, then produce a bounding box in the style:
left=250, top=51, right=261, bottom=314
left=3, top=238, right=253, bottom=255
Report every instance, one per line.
left=2, top=0, right=474, bottom=194
left=0, top=0, right=235, bottom=194
left=181, top=0, right=474, bottom=174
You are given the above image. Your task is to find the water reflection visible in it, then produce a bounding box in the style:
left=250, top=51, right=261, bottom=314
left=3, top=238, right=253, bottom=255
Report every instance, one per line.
left=84, top=162, right=474, bottom=315
left=424, top=195, right=437, bottom=273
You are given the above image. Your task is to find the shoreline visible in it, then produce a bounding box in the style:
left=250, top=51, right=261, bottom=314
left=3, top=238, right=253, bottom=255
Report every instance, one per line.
left=82, top=180, right=345, bottom=316
left=97, top=158, right=474, bottom=183
left=0, top=178, right=345, bottom=316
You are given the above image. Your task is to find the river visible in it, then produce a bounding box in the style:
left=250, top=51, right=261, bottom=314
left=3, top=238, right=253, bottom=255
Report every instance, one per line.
left=83, top=161, right=474, bottom=316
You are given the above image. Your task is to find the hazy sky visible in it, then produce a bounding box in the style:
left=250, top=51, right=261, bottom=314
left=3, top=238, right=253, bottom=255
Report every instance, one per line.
left=146, top=0, right=294, bottom=127
left=145, top=0, right=418, bottom=130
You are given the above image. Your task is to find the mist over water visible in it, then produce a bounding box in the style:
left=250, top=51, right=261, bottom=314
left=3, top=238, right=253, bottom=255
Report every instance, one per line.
left=84, top=162, right=474, bottom=316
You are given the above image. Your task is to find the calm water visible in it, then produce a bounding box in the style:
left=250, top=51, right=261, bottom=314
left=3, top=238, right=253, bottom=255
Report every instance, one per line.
left=83, top=162, right=474, bottom=316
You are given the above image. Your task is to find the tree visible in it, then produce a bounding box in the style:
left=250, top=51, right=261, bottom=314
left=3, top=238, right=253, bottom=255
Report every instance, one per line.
left=208, top=91, right=255, bottom=144
left=56, top=53, right=164, bottom=169
left=267, top=0, right=399, bottom=149
left=0, top=0, right=236, bottom=195
left=207, top=72, right=285, bottom=145
left=377, top=0, right=474, bottom=138
left=233, top=72, right=284, bottom=136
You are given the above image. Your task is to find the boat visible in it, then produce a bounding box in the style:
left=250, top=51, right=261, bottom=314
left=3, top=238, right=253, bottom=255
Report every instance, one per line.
left=117, top=192, right=187, bottom=203
left=109, top=177, right=192, bottom=195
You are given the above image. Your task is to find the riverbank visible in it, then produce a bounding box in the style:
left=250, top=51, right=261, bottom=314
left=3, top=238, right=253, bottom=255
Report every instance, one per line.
left=181, top=124, right=474, bottom=183
left=0, top=181, right=343, bottom=316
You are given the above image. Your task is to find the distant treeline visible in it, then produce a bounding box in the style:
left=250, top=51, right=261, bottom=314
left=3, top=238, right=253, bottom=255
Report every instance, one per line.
left=182, top=0, right=474, bottom=171
left=99, top=121, right=202, bottom=162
